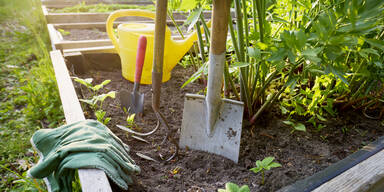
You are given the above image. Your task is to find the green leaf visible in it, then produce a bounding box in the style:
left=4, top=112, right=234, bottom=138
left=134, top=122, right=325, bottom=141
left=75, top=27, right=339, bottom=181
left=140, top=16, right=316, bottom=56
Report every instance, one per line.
left=93, top=79, right=111, bottom=91
left=179, top=0, right=197, bottom=11
left=295, top=30, right=306, bottom=50
left=256, top=42, right=268, bottom=50
left=268, top=162, right=282, bottom=169
left=238, top=185, right=250, bottom=192
left=283, top=120, right=294, bottom=126
left=79, top=99, right=95, bottom=107
left=185, top=7, right=203, bottom=32
left=316, top=114, right=327, bottom=121
left=94, top=91, right=116, bottom=103
left=283, top=120, right=306, bottom=132
left=280, top=105, right=288, bottom=115
left=73, top=77, right=93, bottom=88
left=325, top=65, right=349, bottom=86
left=365, top=39, right=384, bottom=51
left=225, top=182, right=240, bottom=192
left=294, top=122, right=306, bottom=132
left=181, top=61, right=208, bottom=88
left=247, top=47, right=261, bottom=59
left=255, top=160, right=262, bottom=168
left=261, top=157, right=275, bottom=167
left=95, top=110, right=106, bottom=120
left=230, top=62, right=251, bottom=68
left=250, top=167, right=262, bottom=173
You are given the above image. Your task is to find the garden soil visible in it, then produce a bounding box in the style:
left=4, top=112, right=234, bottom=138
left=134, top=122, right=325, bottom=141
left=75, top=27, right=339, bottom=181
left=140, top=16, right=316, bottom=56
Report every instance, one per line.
left=71, top=61, right=384, bottom=192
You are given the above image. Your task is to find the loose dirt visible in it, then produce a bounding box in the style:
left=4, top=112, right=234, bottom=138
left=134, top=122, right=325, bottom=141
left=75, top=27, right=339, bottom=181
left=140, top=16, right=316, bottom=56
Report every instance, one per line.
left=71, top=60, right=384, bottom=192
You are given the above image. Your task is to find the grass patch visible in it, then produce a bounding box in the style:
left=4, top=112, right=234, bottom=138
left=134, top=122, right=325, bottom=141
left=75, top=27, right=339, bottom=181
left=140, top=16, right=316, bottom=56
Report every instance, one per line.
left=0, top=0, right=64, bottom=191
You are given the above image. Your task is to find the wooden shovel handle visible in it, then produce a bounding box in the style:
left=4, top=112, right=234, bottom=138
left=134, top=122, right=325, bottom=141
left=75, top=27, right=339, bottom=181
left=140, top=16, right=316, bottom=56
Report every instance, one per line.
left=135, top=36, right=147, bottom=83
left=152, top=0, right=168, bottom=73
left=210, top=0, right=231, bottom=55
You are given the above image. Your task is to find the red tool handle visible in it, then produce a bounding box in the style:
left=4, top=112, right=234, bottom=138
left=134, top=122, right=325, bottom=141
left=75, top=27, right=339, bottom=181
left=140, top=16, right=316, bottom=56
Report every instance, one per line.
left=135, top=36, right=147, bottom=83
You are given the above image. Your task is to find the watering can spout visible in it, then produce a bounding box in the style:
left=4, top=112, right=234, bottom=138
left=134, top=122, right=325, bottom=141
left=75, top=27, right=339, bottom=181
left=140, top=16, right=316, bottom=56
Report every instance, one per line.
left=168, top=21, right=211, bottom=70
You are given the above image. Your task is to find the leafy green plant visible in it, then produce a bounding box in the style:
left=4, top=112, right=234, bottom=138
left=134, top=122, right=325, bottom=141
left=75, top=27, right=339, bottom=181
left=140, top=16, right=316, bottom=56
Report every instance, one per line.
left=0, top=164, right=47, bottom=192
left=250, top=156, right=282, bottom=185
left=282, top=120, right=306, bottom=133
left=218, top=182, right=250, bottom=192
left=73, top=77, right=116, bottom=124
left=1, top=0, right=64, bottom=190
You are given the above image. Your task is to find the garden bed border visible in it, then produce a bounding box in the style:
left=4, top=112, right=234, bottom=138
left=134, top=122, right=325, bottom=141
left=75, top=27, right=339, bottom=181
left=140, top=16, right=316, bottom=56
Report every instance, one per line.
left=50, top=50, right=112, bottom=192
left=44, top=0, right=384, bottom=191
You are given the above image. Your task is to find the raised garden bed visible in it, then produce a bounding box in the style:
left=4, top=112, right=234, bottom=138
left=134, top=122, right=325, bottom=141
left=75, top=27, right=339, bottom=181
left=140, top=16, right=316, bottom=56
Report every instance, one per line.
left=57, top=52, right=384, bottom=191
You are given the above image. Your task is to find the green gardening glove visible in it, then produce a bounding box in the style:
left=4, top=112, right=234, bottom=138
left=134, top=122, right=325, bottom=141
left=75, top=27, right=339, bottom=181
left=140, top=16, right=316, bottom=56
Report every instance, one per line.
left=27, top=120, right=140, bottom=192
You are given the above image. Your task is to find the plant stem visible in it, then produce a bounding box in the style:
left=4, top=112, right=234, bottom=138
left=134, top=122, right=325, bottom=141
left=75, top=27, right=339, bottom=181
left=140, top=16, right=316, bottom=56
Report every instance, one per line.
left=168, top=10, right=198, bottom=69
left=196, top=21, right=206, bottom=64
left=261, top=170, right=265, bottom=185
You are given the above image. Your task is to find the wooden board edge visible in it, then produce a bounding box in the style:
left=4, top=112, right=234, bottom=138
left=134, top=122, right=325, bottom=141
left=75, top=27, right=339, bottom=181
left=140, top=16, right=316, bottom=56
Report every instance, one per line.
left=50, top=50, right=112, bottom=192
left=278, top=136, right=384, bottom=192
left=47, top=24, right=62, bottom=50
left=313, top=148, right=384, bottom=192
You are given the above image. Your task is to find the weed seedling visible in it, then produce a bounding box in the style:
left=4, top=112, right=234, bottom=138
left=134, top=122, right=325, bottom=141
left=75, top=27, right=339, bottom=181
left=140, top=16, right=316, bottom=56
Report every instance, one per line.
left=283, top=120, right=306, bottom=133
left=250, top=156, right=282, bottom=185
left=73, top=77, right=116, bottom=124
left=57, top=28, right=70, bottom=36
left=218, top=182, right=250, bottom=192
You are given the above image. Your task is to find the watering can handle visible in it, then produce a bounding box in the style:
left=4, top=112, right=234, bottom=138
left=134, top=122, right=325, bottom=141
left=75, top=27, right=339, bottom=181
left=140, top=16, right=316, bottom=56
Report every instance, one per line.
left=106, top=9, right=156, bottom=53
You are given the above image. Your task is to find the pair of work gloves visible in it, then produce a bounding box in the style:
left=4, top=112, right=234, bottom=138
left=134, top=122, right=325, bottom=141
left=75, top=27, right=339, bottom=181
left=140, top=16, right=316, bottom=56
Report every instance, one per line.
left=27, top=119, right=140, bottom=192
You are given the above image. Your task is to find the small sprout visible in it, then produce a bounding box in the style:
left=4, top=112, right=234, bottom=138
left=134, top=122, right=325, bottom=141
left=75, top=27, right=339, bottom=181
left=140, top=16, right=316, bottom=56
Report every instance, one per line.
left=58, top=28, right=70, bottom=36
left=126, top=113, right=135, bottom=126
left=250, top=156, right=281, bottom=185
left=218, top=182, right=250, bottom=192
left=73, top=77, right=115, bottom=125
left=171, top=166, right=181, bottom=175
left=95, top=110, right=111, bottom=125
left=283, top=120, right=306, bottom=133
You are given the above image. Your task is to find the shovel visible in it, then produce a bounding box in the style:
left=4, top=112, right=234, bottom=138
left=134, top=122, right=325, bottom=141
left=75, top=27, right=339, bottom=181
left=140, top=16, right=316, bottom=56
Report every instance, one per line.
left=179, top=0, right=244, bottom=163
left=120, top=36, right=147, bottom=114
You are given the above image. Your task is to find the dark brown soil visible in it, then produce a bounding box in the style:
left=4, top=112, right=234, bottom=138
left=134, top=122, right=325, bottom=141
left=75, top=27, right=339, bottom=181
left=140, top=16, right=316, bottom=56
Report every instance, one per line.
left=71, top=63, right=384, bottom=192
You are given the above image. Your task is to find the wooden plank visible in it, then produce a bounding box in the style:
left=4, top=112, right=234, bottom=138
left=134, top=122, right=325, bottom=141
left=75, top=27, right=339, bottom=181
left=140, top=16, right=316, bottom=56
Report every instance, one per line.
left=50, top=50, right=112, bottom=192
left=55, top=35, right=186, bottom=51
left=63, top=45, right=116, bottom=55
left=42, top=0, right=153, bottom=8
left=55, top=39, right=112, bottom=50
left=45, top=12, right=213, bottom=24
left=313, top=149, right=384, bottom=192
left=41, top=5, right=49, bottom=16
left=47, top=24, right=62, bottom=50
left=53, top=20, right=185, bottom=29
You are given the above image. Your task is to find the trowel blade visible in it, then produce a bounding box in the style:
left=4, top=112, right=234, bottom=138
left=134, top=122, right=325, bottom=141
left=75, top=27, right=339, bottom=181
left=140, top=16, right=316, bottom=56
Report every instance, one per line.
left=179, top=93, right=244, bottom=163
left=119, top=90, right=144, bottom=114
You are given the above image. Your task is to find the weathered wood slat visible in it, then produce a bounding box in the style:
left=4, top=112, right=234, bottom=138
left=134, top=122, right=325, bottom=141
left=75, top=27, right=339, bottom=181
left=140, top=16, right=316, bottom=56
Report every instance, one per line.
left=50, top=50, right=112, bottom=192
left=53, top=20, right=185, bottom=29
left=42, top=0, right=153, bottom=8
left=55, top=39, right=112, bottom=50
left=63, top=45, right=116, bottom=56
left=313, top=149, right=384, bottom=192
left=47, top=24, right=62, bottom=50
left=46, top=11, right=212, bottom=24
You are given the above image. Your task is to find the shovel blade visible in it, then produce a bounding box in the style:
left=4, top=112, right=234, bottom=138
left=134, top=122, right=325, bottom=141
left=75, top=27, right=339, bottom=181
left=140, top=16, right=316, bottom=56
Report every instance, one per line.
left=119, top=90, right=144, bottom=114
left=179, top=94, right=244, bottom=163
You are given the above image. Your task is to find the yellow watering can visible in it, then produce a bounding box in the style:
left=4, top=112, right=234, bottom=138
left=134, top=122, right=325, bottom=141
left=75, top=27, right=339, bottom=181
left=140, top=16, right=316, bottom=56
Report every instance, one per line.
left=106, top=9, right=209, bottom=84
